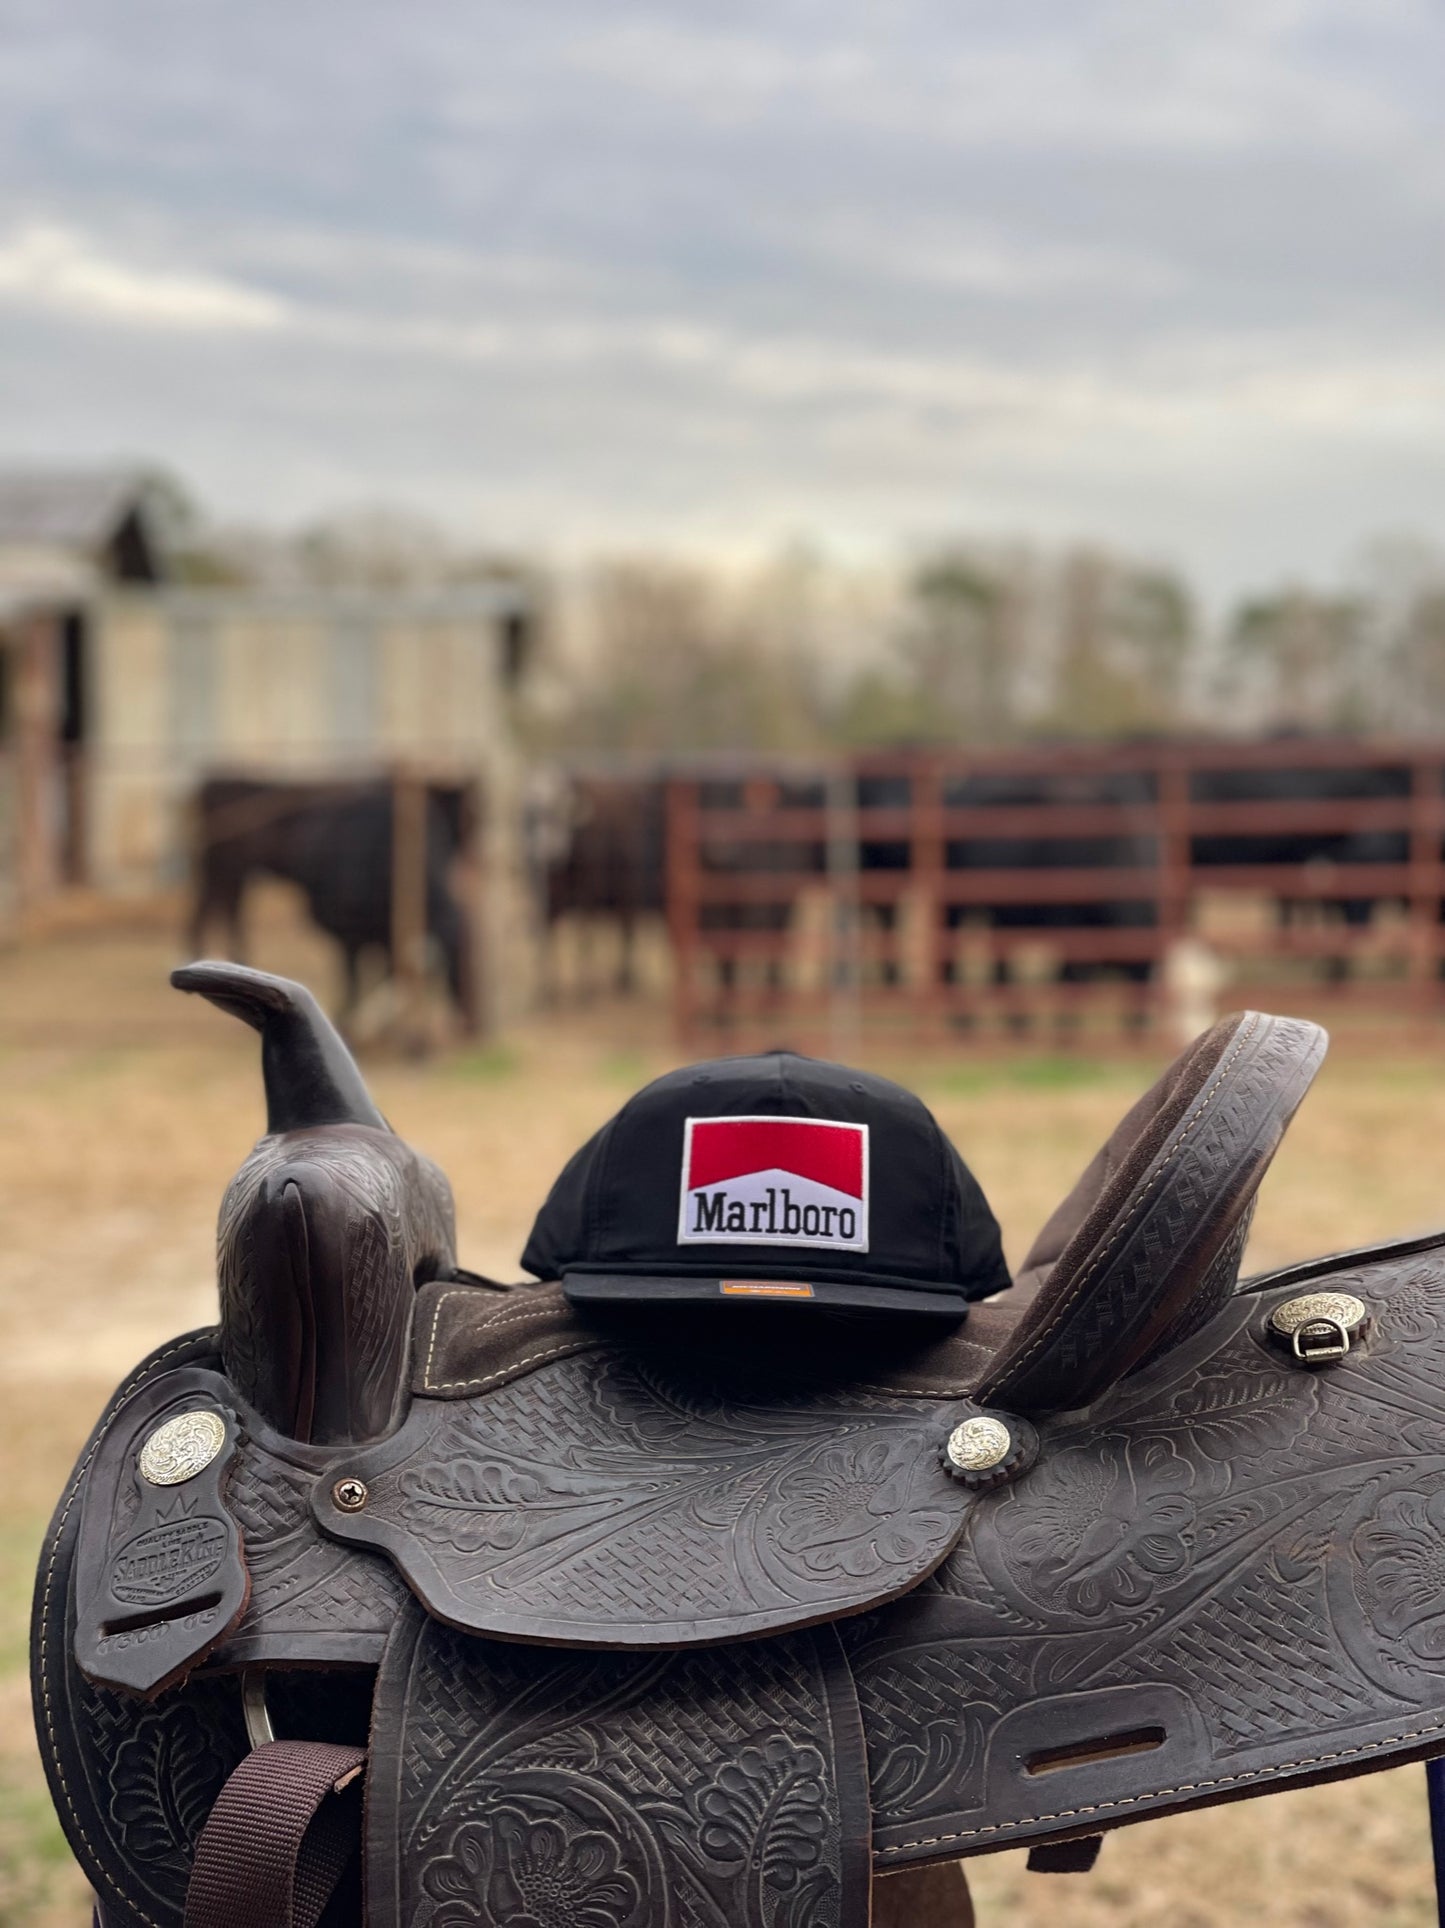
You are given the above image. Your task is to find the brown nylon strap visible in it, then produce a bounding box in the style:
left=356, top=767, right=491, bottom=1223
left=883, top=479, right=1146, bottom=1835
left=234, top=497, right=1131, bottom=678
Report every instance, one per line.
left=184, top=1740, right=366, bottom=1928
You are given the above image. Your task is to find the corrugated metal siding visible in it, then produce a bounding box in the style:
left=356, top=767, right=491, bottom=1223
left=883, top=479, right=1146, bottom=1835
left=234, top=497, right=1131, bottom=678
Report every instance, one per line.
left=90, top=600, right=172, bottom=881
left=218, top=614, right=328, bottom=762
left=328, top=611, right=379, bottom=753
left=167, top=603, right=219, bottom=755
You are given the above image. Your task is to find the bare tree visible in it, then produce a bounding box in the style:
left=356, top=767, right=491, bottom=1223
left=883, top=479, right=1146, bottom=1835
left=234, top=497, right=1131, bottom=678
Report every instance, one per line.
left=903, top=546, right=1032, bottom=744
left=1220, top=589, right=1372, bottom=731
left=1356, top=537, right=1445, bottom=734
left=1039, top=549, right=1196, bottom=736
left=540, top=559, right=829, bottom=756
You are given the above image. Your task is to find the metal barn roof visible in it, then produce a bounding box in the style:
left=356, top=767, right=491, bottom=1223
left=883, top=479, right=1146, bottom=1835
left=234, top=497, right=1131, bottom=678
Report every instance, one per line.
left=0, top=470, right=152, bottom=550
left=0, top=470, right=160, bottom=590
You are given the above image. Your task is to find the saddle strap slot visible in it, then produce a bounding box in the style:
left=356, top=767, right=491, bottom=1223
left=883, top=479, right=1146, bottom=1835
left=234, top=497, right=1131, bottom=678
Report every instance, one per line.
left=184, top=1739, right=366, bottom=1928
left=1023, top=1723, right=1167, bottom=1776
left=99, top=1592, right=225, bottom=1639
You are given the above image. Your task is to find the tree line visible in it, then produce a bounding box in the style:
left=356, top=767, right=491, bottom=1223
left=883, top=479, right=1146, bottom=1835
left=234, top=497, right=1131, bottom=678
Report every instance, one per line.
left=536, top=537, right=1445, bottom=756
left=156, top=477, right=1445, bottom=754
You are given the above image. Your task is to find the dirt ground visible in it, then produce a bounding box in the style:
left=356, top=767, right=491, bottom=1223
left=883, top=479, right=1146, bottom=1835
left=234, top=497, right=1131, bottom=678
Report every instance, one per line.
left=3, top=923, right=1445, bottom=1925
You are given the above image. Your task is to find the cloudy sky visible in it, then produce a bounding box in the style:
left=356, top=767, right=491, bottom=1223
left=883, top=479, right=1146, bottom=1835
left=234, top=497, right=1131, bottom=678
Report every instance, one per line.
left=0, top=0, right=1441, bottom=596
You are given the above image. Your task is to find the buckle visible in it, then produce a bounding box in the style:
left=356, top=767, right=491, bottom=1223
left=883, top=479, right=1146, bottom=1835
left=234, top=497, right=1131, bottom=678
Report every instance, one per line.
left=1267, top=1291, right=1369, bottom=1369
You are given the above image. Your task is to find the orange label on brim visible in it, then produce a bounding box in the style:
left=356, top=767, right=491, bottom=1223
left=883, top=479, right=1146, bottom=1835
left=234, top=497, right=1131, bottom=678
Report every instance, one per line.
left=718, top=1280, right=815, bottom=1298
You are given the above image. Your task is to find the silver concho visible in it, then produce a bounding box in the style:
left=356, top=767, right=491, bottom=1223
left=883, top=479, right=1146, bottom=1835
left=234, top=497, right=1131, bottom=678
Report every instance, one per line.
left=1269, top=1291, right=1367, bottom=1336
left=946, top=1415, right=1013, bottom=1474
left=138, top=1410, right=227, bottom=1486
left=1268, top=1290, right=1369, bottom=1367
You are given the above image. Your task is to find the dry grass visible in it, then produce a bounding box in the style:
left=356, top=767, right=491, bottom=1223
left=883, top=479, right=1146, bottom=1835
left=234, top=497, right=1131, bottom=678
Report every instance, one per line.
left=2, top=925, right=1443, bottom=1924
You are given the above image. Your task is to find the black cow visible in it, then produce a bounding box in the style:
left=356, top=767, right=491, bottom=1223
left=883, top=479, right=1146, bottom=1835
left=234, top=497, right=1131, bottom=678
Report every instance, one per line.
left=526, top=774, right=666, bottom=998
left=189, top=777, right=477, bottom=1027
left=1188, top=763, right=1411, bottom=934
left=938, top=769, right=1163, bottom=993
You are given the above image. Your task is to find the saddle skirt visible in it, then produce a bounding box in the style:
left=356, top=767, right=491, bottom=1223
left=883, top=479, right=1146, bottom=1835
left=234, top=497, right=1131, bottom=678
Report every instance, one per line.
left=34, top=965, right=1445, bottom=1927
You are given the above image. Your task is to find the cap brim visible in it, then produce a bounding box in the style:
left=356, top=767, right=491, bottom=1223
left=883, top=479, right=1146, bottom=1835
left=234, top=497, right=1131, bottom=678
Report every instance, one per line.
left=561, top=1271, right=969, bottom=1320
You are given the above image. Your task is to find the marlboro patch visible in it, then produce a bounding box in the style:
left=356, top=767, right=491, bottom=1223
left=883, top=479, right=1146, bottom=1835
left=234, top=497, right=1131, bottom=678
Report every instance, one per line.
left=677, top=1116, right=869, bottom=1252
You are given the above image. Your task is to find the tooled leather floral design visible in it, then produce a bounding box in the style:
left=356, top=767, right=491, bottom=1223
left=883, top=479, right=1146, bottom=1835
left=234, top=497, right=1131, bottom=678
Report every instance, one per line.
left=587, top=1354, right=716, bottom=1454
left=1356, top=1488, right=1445, bottom=1668
left=107, top=1699, right=233, bottom=1864
left=422, top=1811, right=641, bottom=1928
left=690, top=1736, right=836, bottom=1927
left=1003, top=1437, right=1196, bottom=1615
left=1382, top=1266, right=1445, bottom=1345
left=1159, top=1355, right=1312, bottom=1464
left=399, top=1457, right=548, bottom=1554
left=773, top=1438, right=951, bottom=1580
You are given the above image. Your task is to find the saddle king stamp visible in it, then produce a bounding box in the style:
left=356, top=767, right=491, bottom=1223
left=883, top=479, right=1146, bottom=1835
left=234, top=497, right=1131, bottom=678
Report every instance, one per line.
left=33, top=961, right=1445, bottom=1924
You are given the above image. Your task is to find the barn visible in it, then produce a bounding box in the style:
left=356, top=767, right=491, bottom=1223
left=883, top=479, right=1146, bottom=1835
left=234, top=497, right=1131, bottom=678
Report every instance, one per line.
left=0, top=472, right=539, bottom=1016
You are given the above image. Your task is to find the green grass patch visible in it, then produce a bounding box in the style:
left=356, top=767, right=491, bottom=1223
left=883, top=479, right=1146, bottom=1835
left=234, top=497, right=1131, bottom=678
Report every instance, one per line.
left=1008, top=1055, right=1115, bottom=1090
left=0, top=1515, right=90, bottom=1923
left=443, top=1043, right=521, bottom=1082
left=599, top=1050, right=650, bottom=1086
left=925, top=1054, right=1130, bottom=1096
left=0, top=1761, right=79, bottom=1924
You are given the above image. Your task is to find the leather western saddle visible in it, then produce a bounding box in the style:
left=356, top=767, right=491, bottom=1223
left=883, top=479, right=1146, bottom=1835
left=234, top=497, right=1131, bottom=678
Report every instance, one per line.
left=33, top=963, right=1445, bottom=1926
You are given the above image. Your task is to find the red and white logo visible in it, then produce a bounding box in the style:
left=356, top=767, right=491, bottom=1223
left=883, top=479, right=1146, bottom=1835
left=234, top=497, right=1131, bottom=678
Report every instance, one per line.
left=677, top=1116, right=869, bottom=1252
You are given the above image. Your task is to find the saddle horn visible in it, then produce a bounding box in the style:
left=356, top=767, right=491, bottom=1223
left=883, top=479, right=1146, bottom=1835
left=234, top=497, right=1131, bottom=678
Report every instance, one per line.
left=175, top=962, right=456, bottom=1445
left=171, top=961, right=387, bottom=1133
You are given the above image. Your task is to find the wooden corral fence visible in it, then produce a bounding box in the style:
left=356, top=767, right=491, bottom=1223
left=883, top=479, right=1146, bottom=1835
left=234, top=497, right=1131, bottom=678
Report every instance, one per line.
left=666, top=738, right=1445, bottom=1047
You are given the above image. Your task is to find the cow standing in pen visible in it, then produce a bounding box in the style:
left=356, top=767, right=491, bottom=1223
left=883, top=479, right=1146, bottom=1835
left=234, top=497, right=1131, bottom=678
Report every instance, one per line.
left=189, top=775, right=479, bottom=1029
left=526, top=769, right=666, bottom=1001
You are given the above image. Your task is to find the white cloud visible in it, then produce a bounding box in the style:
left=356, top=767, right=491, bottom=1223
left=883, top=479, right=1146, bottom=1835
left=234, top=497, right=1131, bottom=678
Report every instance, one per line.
left=0, top=223, right=286, bottom=331
left=0, top=218, right=1439, bottom=467
left=783, top=212, right=1183, bottom=300
left=0, top=2, right=1440, bottom=593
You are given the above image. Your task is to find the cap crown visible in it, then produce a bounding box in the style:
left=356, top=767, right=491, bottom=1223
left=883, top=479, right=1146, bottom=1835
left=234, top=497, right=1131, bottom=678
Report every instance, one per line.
left=522, top=1051, right=1010, bottom=1304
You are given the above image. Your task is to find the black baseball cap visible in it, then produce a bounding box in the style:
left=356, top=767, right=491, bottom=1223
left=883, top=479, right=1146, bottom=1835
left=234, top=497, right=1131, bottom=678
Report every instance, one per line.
left=521, top=1050, right=1010, bottom=1321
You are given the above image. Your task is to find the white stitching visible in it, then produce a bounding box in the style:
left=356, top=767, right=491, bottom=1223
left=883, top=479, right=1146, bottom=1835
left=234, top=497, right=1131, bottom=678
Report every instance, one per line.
left=420, top=1288, right=568, bottom=1388
left=471, top=1302, right=570, bottom=1336
left=421, top=1288, right=455, bottom=1386
left=874, top=1715, right=1445, bottom=1853
left=426, top=1338, right=596, bottom=1394
left=852, top=1384, right=973, bottom=1399
left=851, top=1338, right=996, bottom=1398
left=38, top=1334, right=219, bottom=1927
